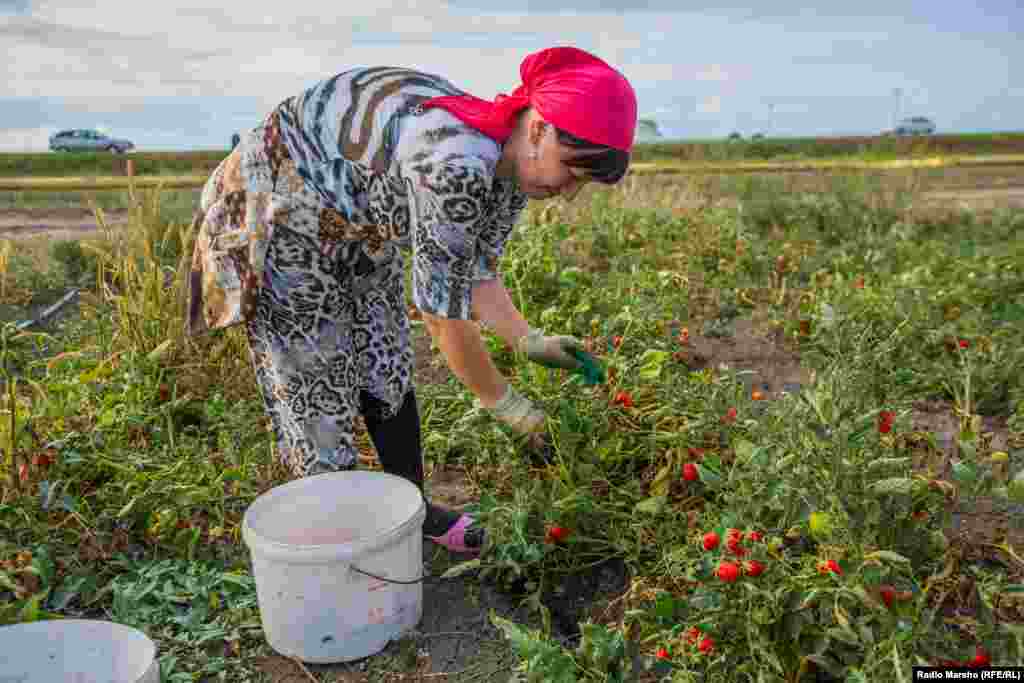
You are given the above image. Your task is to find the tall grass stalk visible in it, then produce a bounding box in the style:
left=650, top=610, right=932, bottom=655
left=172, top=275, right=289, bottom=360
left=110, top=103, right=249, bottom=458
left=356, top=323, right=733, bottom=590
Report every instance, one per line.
left=0, top=240, right=9, bottom=300
left=0, top=323, right=19, bottom=495
left=76, top=183, right=255, bottom=398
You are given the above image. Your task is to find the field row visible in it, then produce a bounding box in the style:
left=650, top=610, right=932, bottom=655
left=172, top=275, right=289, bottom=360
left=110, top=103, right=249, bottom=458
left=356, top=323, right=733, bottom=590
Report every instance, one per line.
left=1, top=171, right=1022, bottom=679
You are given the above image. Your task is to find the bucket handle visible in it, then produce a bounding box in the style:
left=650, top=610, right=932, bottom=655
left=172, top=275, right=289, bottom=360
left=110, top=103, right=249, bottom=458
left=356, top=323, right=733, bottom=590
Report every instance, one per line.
left=351, top=564, right=434, bottom=585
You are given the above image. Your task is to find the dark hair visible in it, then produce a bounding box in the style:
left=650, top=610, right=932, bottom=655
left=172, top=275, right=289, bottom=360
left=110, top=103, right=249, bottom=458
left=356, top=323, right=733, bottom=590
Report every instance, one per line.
left=554, top=126, right=631, bottom=184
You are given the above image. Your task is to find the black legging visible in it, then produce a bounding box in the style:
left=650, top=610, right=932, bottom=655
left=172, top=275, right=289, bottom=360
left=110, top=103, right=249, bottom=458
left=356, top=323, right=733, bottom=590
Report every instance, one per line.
left=359, top=388, right=463, bottom=537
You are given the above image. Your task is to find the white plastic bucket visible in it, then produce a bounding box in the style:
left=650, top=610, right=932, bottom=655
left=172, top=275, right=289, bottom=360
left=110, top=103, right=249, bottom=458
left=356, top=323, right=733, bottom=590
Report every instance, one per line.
left=242, top=470, right=427, bottom=663
left=0, top=619, right=159, bottom=682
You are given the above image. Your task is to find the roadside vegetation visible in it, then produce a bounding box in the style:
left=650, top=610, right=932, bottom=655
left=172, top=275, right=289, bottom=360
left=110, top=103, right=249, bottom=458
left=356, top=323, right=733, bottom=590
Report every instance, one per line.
left=3, top=131, right=1024, bottom=179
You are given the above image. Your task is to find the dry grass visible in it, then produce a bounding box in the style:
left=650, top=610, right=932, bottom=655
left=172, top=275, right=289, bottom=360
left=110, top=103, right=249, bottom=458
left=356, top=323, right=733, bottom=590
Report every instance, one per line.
left=0, top=175, right=208, bottom=192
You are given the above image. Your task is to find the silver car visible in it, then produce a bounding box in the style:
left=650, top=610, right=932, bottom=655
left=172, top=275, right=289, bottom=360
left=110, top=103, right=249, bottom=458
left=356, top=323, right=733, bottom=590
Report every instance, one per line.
left=49, top=129, right=135, bottom=153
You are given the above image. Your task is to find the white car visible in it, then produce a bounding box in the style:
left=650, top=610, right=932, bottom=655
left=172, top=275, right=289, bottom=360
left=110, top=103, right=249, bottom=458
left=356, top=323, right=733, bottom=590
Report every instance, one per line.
left=894, top=117, right=936, bottom=136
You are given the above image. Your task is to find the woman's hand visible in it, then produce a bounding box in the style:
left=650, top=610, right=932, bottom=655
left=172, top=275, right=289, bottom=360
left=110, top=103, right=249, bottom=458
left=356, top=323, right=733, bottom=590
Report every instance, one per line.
left=488, top=384, right=546, bottom=435
left=517, top=328, right=584, bottom=371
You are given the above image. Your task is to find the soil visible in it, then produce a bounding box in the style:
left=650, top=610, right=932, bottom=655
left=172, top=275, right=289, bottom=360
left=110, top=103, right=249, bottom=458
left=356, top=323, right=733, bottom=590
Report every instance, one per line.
left=683, top=316, right=812, bottom=398
left=916, top=187, right=1024, bottom=212
left=0, top=207, right=131, bottom=241
left=252, top=541, right=630, bottom=682
left=253, top=537, right=545, bottom=682
left=410, top=325, right=454, bottom=388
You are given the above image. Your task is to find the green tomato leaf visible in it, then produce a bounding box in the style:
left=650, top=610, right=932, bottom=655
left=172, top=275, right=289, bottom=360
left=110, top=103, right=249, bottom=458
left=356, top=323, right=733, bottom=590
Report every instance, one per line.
left=636, top=350, right=670, bottom=381
left=865, top=550, right=911, bottom=565
left=634, top=496, right=668, bottom=516
left=734, top=440, right=756, bottom=462
left=441, top=559, right=481, bottom=580
left=695, top=464, right=722, bottom=489
left=951, top=462, right=978, bottom=485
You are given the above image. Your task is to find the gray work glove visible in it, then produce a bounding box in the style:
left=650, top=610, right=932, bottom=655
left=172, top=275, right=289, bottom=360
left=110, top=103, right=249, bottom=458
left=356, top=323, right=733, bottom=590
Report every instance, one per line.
left=517, top=327, right=584, bottom=372
left=487, top=384, right=546, bottom=436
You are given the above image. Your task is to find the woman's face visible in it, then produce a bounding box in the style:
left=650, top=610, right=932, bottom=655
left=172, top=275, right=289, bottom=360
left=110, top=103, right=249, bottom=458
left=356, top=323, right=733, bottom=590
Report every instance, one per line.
left=513, top=113, right=594, bottom=201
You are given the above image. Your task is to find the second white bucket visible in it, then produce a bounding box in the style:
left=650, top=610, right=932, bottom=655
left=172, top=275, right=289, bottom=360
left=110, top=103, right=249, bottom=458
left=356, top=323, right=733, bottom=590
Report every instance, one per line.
left=0, top=619, right=159, bottom=682
left=242, top=470, right=427, bottom=663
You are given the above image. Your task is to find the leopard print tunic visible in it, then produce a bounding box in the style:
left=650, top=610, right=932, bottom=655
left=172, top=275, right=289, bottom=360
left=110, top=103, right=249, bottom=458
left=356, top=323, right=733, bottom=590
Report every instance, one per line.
left=187, top=67, right=528, bottom=475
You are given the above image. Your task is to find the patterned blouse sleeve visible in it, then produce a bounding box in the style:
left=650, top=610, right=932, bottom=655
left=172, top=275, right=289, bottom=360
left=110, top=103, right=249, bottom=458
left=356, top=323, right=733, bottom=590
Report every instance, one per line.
left=401, top=157, right=493, bottom=320
left=472, top=185, right=528, bottom=283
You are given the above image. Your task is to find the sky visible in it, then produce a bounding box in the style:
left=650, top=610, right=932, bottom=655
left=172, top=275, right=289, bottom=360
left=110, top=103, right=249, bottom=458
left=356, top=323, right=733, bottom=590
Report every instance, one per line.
left=1, top=0, right=1021, bottom=151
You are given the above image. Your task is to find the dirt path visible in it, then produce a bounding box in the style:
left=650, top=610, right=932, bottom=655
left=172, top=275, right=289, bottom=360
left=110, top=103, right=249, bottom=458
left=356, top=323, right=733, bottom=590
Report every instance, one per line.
left=2, top=181, right=1023, bottom=243
left=914, top=186, right=1024, bottom=211
left=0, top=207, right=130, bottom=241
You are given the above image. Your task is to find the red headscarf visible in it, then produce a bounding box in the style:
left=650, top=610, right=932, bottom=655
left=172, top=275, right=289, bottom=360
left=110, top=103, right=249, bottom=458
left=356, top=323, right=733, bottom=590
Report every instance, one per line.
left=418, top=46, right=637, bottom=153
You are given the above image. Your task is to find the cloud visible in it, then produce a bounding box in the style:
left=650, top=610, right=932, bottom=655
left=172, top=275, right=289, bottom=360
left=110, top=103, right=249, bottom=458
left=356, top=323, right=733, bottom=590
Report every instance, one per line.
left=1, top=16, right=235, bottom=98
left=695, top=64, right=729, bottom=82
left=690, top=63, right=753, bottom=87
left=438, top=0, right=933, bottom=20
left=7, top=8, right=610, bottom=102
left=617, top=63, right=685, bottom=84
left=2, top=1, right=1019, bottom=146
left=0, top=127, right=53, bottom=152
left=697, top=95, right=722, bottom=114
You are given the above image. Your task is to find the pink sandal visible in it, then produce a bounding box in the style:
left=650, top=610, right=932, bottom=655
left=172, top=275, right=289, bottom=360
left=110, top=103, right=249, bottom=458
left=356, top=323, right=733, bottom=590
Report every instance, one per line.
left=427, top=514, right=482, bottom=554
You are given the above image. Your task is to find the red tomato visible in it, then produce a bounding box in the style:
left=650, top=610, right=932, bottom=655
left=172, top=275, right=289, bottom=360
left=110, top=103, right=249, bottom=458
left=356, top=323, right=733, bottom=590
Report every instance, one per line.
left=716, top=562, right=740, bottom=582
left=879, top=585, right=896, bottom=609
left=818, top=559, right=843, bottom=576
left=545, top=526, right=571, bottom=544
left=744, top=560, right=766, bottom=577
left=613, top=391, right=634, bottom=408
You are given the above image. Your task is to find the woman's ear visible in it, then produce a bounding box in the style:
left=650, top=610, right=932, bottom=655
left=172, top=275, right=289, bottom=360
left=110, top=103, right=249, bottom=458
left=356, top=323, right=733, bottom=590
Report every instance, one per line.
left=527, top=114, right=548, bottom=148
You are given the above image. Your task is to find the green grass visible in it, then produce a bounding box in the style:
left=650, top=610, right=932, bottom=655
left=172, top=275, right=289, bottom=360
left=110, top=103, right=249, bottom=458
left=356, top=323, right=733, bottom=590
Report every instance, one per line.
left=1, top=176, right=1023, bottom=680
left=0, top=189, right=200, bottom=215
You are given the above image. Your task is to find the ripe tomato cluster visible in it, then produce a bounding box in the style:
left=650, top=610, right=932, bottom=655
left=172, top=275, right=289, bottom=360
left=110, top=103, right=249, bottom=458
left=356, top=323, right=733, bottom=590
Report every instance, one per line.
left=935, top=646, right=991, bottom=668
left=702, top=528, right=767, bottom=582
left=655, top=625, right=715, bottom=662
